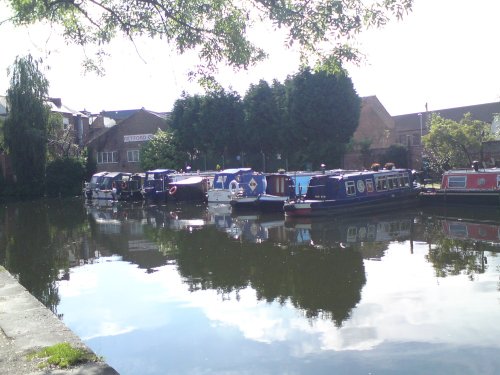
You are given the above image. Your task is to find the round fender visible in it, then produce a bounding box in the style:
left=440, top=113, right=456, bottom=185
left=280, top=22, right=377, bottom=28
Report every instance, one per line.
left=169, top=185, right=178, bottom=195
left=229, top=180, right=239, bottom=194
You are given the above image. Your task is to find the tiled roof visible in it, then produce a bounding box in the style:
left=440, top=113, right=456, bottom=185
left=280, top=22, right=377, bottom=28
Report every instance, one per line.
left=394, top=101, right=500, bottom=132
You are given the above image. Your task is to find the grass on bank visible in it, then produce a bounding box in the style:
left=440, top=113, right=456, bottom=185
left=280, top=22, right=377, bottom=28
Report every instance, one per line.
left=27, top=342, right=101, bottom=369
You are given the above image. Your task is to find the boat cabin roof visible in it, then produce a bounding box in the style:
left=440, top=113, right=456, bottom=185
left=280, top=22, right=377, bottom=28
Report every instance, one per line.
left=146, top=168, right=177, bottom=174
left=218, top=168, right=252, bottom=175
left=105, top=172, right=130, bottom=178
left=92, top=171, right=109, bottom=177
left=444, top=168, right=500, bottom=175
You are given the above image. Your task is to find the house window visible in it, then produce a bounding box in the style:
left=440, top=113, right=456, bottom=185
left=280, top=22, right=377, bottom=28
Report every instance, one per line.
left=127, top=150, right=140, bottom=162
left=413, top=133, right=421, bottom=146
left=448, top=176, right=466, bottom=188
left=346, top=181, right=356, bottom=195
left=63, top=117, right=70, bottom=130
left=97, top=151, right=118, bottom=164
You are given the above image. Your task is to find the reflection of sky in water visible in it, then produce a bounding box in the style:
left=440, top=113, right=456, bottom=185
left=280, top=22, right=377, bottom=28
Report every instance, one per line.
left=57, top=241, right=500, bottom=375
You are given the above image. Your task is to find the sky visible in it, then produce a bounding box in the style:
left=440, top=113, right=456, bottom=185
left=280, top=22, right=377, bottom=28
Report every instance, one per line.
left=1, top=0, right=500, bottom=116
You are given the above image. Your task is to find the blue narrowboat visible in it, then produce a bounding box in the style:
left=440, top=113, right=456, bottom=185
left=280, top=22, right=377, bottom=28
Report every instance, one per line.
left=141, top=169, right=179, bottom=202
left=230, top=170, right=348, bottom=213
left=230, top=171, right=297, bottom=212
left=284, top=168, right=420, bottom=217
left=227, top=172, right=268, bottom=209
left=207, top=168, right=255, bottom=203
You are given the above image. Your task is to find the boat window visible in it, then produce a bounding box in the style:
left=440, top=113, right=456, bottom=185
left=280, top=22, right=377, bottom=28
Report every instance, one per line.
left=403, top=173, right=410, bottom=187
left=387, top=176, right=394, bottom=189
left=376, top=176, right=387, bottom=191
left=346, top=181, right=356, bottom=195
left=366, top=179, right=374, bottom=192
left=393, top=176, right=400, bottom=188
left=448, top=176, right=466, bottom=188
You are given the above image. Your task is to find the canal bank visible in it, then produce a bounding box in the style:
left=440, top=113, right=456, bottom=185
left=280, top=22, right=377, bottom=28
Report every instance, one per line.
left=0, top=266, right=118, bottom=375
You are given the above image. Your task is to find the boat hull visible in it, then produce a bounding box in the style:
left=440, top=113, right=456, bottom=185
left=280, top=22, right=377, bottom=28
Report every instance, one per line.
left=420, top=189, right=500, bottom=206
left=284, top=191, right=419, bottom=217
left=231, top=194, right=288, bottom=213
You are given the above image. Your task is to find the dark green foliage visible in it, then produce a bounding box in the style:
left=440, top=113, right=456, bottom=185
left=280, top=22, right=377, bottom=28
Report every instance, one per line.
left=381, top=144, right=409, bottom=168
left=83, top=147, right=97, bottom=181
left=7, top=0, right=413, bottom=79
left=168, top=70, right=360, bottom=171
left=284, top=69, right=361, bottom=170
left=170, top=90, right=245, bottom=169
left=242, top=80, right=282, bottom=171
left=45, top=157, right=86, bottom=197
left=4, top=55, right=50, bottom=197
left=140, top=129, right=187, bottom=170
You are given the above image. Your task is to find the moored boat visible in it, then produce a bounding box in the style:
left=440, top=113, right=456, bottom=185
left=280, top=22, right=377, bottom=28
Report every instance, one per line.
left=167, top=176, right=210, bottom=202
left=85, top=171, right=131, bottom=201
left=420, top=162, right=500, bottom=206
left=117, top=173, right=145, bottom=201
left=230, top=171, right=298, bottom=212
left=227, top=172, right=268, bottom=210
left=284, top=167, right=420, bottom=217
left=84, top=171, right=108, bottom=200
left=207, top=168, right=255, bottom=203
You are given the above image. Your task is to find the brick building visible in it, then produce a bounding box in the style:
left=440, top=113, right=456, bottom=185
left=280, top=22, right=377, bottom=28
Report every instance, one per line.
left=393, top=101, right=500, bottom=169
left=87, top=108, right=169, bottom=173
left=343, top=96, right=396, bottom=169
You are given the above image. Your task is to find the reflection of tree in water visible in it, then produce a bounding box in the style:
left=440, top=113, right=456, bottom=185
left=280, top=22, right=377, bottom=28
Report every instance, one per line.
left=0, top=198, right=88, bottom=314
left=167, top=226, right=366, bottom=327
left=425, top=218, right=495, bottom=280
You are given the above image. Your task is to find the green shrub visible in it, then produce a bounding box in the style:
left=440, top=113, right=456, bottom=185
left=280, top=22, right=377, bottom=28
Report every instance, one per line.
left=45, top=157, right=86, bottom=197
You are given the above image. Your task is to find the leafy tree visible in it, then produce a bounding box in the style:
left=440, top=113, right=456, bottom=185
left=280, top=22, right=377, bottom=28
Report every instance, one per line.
left=284, top=68, right=361, bottom=170
left=169, top=93, right=203, bottom=163
left=242, top=80, right=282, bottom=171
left=140, top=129, right=186, bottom=170
left=45, top=156, right=86, bottom=197
left=6, top=0, right=413, bottom=77
left=4, top=54, right=50, bottom=196
left=422, top=113, right=495, bottom=173
left=197, top=89, right=245, bottom=165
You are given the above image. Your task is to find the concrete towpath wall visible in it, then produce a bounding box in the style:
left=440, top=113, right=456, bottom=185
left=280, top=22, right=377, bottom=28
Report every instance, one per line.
left=0, top=266, right=119, bottom=375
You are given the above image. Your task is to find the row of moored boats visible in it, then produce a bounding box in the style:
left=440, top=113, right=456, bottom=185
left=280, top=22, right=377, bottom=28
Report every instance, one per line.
left=84, top=162, right=500, bottom=217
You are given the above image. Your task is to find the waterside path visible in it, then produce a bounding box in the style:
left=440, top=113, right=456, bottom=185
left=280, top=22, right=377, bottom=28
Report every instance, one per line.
left=0, top=266, right=118, bottom=375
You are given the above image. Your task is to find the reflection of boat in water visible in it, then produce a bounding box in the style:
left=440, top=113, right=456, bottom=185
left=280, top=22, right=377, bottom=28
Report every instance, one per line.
left=229, top=214, right=285, bottom=243
left=441, top=219, right=500, bottom=246
left=144, top=203, right=210, bottom=231
left=285, top=212, right=416, bottom=247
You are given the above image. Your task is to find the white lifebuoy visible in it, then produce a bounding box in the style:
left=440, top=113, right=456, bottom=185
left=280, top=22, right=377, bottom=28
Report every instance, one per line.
left=229, top=180, right=239, bottom=194
left=169, top=185, right=178, bottom=195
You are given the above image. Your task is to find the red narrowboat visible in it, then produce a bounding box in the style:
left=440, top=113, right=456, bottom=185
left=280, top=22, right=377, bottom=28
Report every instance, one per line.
left=420, top=162, right=500, bottom=206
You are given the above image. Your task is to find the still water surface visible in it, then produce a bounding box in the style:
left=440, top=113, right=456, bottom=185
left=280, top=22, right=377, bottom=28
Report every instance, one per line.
left=1, top=198, right=500, bottom=374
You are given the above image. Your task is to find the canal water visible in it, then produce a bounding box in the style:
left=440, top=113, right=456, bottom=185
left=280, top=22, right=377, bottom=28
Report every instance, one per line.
left=1, top=198, right=500, bottom=375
